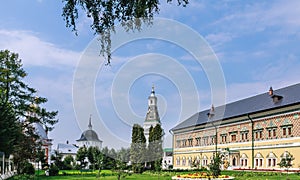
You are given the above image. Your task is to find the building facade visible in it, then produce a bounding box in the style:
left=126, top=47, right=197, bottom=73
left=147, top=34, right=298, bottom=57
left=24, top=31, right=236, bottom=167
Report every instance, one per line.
left=171, top=84, right=300, bottom=170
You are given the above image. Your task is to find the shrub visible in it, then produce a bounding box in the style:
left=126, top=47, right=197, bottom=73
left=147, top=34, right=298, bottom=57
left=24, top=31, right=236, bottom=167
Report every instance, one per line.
left=49, top=164, right=59, bottom=176
left=20, top=161, right=35, bottom=175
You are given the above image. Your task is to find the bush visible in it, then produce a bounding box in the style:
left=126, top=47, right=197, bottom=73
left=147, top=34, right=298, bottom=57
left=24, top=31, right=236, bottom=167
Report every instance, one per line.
left=49, top=164, right=59, bottom=176
left=20, top=161, right=35, bottom=175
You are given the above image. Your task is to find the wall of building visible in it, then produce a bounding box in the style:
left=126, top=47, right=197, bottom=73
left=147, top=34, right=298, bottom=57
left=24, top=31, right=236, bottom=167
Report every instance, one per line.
left=173, top=110, right=300, bottom=170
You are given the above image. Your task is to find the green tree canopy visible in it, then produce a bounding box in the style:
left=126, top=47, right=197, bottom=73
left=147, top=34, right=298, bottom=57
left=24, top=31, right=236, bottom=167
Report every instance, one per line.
left=62, top=0, right=189, bottom=64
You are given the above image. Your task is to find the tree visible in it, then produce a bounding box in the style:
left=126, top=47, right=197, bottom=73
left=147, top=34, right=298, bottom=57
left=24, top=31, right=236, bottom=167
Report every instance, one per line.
left=63, top=155, right=75, bottom=170
left=76, top=146, right=88, bottom=169
left=62, top=0, right=189, bottom=64
left=278, top=152, right=294, bottom=174
left=148, top=124, right=163, bottom=171
left=130, top=124, right=146, bottom=173
left=101, top=146, right=115, bottom=169
left=0, top=104, right=21, bottom=156
left=208, top=153, right=223, bottom=178
left=51, top=150, right=64, bottom=170
left=87, top=146, right=101, bottom=170
left=114, top=148, right=130, bottom=180
left=0, top=50, right=58, bottom=173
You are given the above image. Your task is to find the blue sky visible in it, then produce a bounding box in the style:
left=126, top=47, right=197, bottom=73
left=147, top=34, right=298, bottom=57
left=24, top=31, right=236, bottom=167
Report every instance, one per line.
left=1, top=0, right=300, bottom=149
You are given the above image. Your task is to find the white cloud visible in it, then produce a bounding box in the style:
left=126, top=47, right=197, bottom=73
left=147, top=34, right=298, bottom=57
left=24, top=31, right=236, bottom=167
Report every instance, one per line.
left=0, top=29, right=80, bottom=68
left=205, top=32, right=234, bottom=49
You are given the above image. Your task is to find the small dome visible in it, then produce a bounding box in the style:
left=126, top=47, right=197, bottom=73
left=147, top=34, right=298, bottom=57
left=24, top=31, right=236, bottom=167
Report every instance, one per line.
left=77, top=129, right=102, bottom=142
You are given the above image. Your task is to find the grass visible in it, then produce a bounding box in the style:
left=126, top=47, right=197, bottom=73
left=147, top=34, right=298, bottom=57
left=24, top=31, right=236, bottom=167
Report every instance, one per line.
left=9, top=170, right=300, bottom=180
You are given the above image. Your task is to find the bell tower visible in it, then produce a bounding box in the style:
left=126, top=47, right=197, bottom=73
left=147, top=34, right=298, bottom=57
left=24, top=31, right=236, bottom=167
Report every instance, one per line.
left=143, top=85, right=161, bottom=142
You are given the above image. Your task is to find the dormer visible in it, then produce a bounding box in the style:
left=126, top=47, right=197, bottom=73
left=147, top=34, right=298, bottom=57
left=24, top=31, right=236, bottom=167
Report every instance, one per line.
left=269, top=86, right=283, bottom=104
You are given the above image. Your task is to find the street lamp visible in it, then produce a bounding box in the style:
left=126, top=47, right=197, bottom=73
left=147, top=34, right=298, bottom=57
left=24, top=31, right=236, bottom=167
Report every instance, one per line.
left=207, top=105, right=218, bottom=157
left=247, top=114, right=255, bottom=169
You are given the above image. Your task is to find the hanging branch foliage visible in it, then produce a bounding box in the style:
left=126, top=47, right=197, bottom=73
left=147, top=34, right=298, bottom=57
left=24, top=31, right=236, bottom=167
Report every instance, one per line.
left=62, top=0, right=189, bottom=65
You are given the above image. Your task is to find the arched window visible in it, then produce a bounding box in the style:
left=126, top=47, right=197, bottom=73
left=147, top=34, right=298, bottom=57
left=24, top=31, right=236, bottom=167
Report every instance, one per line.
left=266, top=152, right=277, bottom=167
left=254, top=152, right=264, bottom=168
left=176, top=157, right=180, bottom=166
left=188, top=157, right=192, bottom=166
left=182, top=157, right=186, bottom=166
left=240, top=153, right=248, bottom=167
left=202, top=155, right=208, bottom=166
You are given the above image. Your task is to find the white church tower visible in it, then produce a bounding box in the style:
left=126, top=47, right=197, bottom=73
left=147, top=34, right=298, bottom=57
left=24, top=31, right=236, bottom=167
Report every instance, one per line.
left=143, top=85, right=161, bottom=143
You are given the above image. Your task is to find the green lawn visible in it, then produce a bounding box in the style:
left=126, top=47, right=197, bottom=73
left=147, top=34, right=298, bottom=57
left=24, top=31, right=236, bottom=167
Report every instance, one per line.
left=9, top=170, right=300, bottom=180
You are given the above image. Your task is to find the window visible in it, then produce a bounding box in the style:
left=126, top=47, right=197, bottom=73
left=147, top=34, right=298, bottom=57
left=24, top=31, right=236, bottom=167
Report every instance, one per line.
left=211, top=136, right=216, bottom=144
left=195, top=137, right=201, bottom=146
left=266, top=152, right=277, bottom=167
left=255, top=158, right=263, bottom=167
left=231, top=134, right=236, bottom=142
left=203, top=159, right=207, bottom=166
left=183, top=139, right=187, bottom=147
left=240, top=154, right=248, bottom=167
left=254, top=130, right=263, bottom=140
left=267, top=158, right=276, bottom=167
left=273, top=129, right=276, bottom=137
left=281, top=125, right=293, bottom=137
left=188, top=138, right=193, bottom=147
left=288, top=127, right=292, bottom=135
left=203, top=137, right=209, bottom=146
left=188, top=157, right=192, bottom=166
left=176, top=157, right=180, bottom=165
left=254, top=152, right=264, bottom=168
left=220, top=134, right=227, bottom=143
left=260, top=159, right=263, bottom=166
left=259, top=131, right=262, bottom=139
left=176, top=140, right=181, bottom=148
left=240, top=131, right=249, bottom=141
left=182, top=157, right=186, bottom=166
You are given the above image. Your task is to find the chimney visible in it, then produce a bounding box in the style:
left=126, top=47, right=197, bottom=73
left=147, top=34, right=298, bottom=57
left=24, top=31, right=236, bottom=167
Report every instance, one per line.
left=269, top=87, right=273, bottom=96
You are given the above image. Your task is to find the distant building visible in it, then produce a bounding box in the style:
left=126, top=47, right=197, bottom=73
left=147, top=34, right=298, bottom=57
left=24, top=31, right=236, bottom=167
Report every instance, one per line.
left=162, top=148, right=173, bottom=169
left=57, top=142, right=78, bottom=160
left=143, top=85, right=162, bottom=143
left=171, top=83, right=300, bottom=170
left=76, top=116, right=102, bottom=149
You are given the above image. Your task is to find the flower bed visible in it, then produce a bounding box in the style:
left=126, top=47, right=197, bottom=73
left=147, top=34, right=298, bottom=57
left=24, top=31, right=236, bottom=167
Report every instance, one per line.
left=172, top=172, right=234, bottom=180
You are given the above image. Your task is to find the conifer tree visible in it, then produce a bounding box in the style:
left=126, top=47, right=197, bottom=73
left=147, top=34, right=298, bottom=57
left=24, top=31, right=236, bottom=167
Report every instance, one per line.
left=130, top=124, right=146, bottom=173
left=0, top=50, right=58, bottom=173
left=148, top=124, right=163, bottom=171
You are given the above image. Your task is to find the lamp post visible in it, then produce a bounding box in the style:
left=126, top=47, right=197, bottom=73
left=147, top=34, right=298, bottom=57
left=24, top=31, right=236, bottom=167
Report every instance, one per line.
left=207, top=105, right=218, bottom=157
left=247, top=114, right=254, bottom=169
